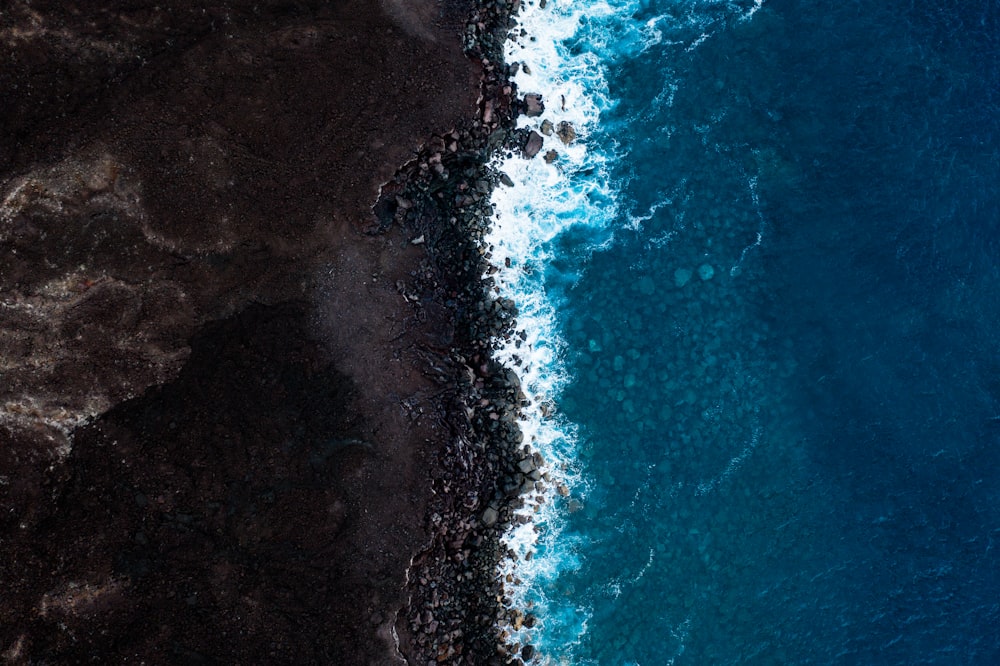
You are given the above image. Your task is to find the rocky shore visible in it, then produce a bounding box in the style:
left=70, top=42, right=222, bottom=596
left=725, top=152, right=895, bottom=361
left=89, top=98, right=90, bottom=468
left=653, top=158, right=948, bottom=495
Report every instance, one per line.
left=377, top=34, right=547, bottom=665
left=1, top=0, right=542, bottom=664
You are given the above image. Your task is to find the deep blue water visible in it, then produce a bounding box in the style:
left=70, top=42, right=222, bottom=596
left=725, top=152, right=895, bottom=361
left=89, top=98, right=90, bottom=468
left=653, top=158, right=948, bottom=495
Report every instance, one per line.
left=491, top=0, right=1000, bottom=663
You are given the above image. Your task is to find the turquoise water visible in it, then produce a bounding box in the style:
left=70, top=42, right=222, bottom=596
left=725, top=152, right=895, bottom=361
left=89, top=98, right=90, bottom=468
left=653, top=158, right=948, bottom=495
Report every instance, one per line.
left=490, top=0, right=1000, bottom=663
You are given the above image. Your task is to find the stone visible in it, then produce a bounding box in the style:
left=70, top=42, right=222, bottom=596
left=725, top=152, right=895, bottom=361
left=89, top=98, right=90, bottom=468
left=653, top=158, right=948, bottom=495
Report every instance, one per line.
left=543, top=149, right=558, bottom=164
left=523, top=131, right=544, bottom=159
left=674, top=267, right=693, bottom=287
left=540, top=119, right=554, bottom=136
left=556, top=121, right=576, bottom=145
left=638, top=275, right=655, bottom=295
left=523, top=93, right=544, bottom=117
left=482, top=507, right=499, bottom=526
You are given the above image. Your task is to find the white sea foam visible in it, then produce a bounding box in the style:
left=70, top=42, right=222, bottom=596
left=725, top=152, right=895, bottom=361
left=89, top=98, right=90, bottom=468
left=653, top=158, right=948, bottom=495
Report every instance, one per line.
left=485, top=0, right=638, bottom=660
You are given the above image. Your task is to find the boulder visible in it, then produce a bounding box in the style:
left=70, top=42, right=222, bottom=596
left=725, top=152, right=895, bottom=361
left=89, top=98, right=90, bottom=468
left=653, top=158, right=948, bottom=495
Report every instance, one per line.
left=482, top=506, right=499, bottom=526
left=556, top=121, right=576, bottom=145
left=523, top=131, right=544, bottom=158
left=523, top=93, right=544, bottom=117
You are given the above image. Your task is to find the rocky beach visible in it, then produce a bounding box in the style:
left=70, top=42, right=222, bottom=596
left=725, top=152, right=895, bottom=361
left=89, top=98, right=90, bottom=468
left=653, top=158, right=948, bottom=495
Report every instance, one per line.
left=1, top=0, right=540, bottom=663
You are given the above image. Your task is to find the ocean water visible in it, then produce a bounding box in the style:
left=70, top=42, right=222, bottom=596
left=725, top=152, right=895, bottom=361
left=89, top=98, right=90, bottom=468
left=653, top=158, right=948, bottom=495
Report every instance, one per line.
left=488, top=0, right=1000, bottom=664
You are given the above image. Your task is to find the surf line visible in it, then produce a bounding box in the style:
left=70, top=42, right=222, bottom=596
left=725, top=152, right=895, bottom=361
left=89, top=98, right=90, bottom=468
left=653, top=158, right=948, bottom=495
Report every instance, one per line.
left=484, top=0, right=633, bottom=659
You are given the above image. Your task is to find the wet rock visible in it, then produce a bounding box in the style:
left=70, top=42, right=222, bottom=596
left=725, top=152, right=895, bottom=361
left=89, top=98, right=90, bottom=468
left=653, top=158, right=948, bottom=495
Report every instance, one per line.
left=556, top=121, right=576, bottom=145
left=540, top=119, right=554, bottom=136
left=523, top=93, right=544, bottom=117
left=523, top=131, right=544, bottom=159
left=543, top=149, right=559, bottom=164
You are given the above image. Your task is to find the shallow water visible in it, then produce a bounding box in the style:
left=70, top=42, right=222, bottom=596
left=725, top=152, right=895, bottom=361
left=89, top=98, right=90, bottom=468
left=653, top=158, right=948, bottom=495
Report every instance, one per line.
left=490, top=0, right=1000, bottom=663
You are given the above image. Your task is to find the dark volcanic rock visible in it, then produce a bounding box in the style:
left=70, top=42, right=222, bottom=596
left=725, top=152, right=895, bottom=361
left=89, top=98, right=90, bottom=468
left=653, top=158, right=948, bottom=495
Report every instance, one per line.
left=3, top=304, right=372, bottom=662
left=0, top=0, right=480, bottom=451
left=0, top=0, right=486, bottom=663
left=556, top=120, right=577, bottom=145
left=524, top=130, right=545, bottom=158
left=523, top=93, right=545, bottom=117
